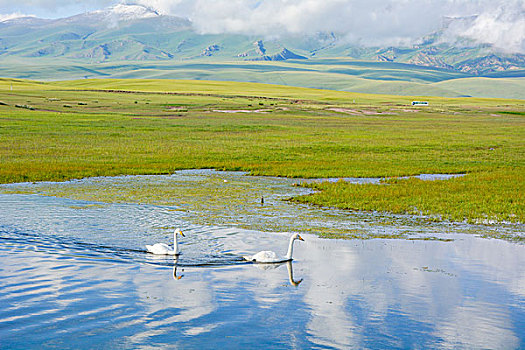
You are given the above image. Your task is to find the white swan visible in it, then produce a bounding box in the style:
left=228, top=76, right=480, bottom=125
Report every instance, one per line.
left=146, top=228, right=185, bottom=255
left=243, top=233, right=304, bottom=263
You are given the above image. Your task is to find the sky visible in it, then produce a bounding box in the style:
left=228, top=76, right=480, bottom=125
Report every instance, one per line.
left=0, top=0, right=524, bottom=53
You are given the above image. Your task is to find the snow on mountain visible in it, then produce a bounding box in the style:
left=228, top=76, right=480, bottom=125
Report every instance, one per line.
left=0, top=13, right=32, bottom=23
left=0, top=14, right=50, bottom=26
left=92, top=4, right=161, bottom=21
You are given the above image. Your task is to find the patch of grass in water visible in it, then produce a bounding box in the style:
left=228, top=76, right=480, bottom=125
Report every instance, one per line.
left=479, top=232, right=525, bottom=243
left=68, top=204, right=107, bottom=210
left=407, top=237, right=454, bottom=242
left=294, top=169, right=524, bottom=225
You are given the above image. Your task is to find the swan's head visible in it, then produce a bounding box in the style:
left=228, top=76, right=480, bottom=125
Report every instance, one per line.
left=175, top=228, right=185, bottom=237
left=293, top=233, right=304, bottom=242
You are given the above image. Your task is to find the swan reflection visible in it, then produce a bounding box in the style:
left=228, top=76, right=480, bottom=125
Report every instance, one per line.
left=253, top=260, right=303, bottom=286
left=286, top=261, right=303, bottom=286
left=144, top=252, right=184, bottom=280
left=173, top=263, right=183, bottom=280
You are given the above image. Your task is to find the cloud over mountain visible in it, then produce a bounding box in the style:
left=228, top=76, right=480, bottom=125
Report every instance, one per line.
left=1, top=0, right=524, bottom=53
left=126, top=0, right=525, bottom=53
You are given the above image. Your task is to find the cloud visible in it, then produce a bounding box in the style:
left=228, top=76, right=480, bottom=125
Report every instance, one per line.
left=442, top=1, right=525, bottom=53
left=125, top=0, right=525, bottom=52
left=1, top=0, right=523, bottom=53
left=0, top=12, right=34, bottom=22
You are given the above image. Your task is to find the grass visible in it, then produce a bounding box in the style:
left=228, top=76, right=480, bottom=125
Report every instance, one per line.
left=295, top=170, right=524, bottom=224
left=1, top=58, right=524, bottom=99
left=0, top=78, right=524, bottom=224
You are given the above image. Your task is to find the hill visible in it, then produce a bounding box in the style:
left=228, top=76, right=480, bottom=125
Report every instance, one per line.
left=0, top=4, right=524, bottom=99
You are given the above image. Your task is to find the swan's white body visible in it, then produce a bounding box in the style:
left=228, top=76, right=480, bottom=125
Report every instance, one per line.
left=146, top=229, right=184, bottom=255
left=243, top=233, right=304, bottom=263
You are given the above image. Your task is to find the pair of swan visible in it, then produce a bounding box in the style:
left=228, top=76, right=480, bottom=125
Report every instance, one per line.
left=146, top=228, right=304, bottom=264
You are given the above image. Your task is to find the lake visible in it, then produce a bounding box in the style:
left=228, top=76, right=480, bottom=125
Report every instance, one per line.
left=1, top=171, right=524, bottom=349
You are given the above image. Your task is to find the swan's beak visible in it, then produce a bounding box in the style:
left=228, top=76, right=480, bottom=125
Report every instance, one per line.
left=297, top=235, right=304, bottom=241
left=179, top=231, right=185, bottom=237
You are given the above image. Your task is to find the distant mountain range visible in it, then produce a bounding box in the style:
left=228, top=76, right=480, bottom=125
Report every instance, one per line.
left=1, top=4, right=523, bottom=78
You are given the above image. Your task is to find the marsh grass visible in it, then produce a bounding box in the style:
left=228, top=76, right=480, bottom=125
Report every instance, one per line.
left=0, top=78, right=523, bottom=225
left=294, top=169, right=524, bottom=223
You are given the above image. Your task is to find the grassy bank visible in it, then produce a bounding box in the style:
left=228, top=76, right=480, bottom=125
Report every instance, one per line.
left=0, top=78, right=523, bottom=224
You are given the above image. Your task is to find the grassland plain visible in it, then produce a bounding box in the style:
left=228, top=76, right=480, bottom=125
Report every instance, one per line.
left=0, top=78, right=523, bottom=226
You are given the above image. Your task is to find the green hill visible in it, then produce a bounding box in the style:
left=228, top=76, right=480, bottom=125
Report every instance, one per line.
left=0, top=58, right=523, bottom=99
left=0, top=5, right=523, bottom=99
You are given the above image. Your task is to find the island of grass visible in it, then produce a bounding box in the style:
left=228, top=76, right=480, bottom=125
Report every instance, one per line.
left=0, top=78, right=523, bottom=227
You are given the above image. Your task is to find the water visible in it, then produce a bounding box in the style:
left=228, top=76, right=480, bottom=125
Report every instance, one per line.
left=1, top=170, right=521, bottom=241
left=1, top=172, right=524, bottom=349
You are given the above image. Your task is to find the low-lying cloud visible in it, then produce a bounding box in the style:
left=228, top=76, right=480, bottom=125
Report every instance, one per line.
left=441, top=2, right=525, bottom=54
left=129, top=0, right=525, bottom=53
left=1, top=0, right=524, bottom=53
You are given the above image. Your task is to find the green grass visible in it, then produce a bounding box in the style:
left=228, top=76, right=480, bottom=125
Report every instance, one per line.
left=0, top=78, right=523, bottom=224
left=295, top=170, right=524, bottom=224
left=1, top=58, right=524, bottom=99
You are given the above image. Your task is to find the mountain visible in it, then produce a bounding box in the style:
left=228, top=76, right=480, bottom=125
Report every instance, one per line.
left=0, top=4, right=523, bottom=99
left=0, top=4, right=523, bottom=74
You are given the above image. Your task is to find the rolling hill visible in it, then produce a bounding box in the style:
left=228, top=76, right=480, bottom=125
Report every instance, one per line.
left=0, top=4, right=523, bottom=99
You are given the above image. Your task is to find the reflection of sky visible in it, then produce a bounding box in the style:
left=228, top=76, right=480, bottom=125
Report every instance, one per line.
left=0, top=185, right=524, bottom=348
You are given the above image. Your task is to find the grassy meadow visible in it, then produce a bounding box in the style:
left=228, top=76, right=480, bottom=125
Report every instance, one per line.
left=1, top=58, right=524, bottom=99
left=0, top=78, right=523, bottom=225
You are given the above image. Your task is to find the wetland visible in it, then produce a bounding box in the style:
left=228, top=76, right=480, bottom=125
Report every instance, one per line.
left=1, top=170, right=524, bottom=349
left=0, top=78, right=524, bottom=348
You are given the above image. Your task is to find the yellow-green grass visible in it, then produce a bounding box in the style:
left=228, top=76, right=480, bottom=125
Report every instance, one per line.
left=0, top=78, right=523, bottom=224
left=2, top=58, right=524, bottom=99
left=295, top=169, right=523, bottom=224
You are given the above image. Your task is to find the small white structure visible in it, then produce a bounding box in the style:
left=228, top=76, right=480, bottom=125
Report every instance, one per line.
left=411, top=101, right=429, bottom=106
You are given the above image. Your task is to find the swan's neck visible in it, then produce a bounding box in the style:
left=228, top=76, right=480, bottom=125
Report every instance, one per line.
left=173, top=232, right=179, bottom=254
left=285, top=236, right=295, bottom=260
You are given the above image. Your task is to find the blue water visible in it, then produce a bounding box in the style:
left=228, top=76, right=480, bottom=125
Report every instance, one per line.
left=0, top=174, right=524, bottom=349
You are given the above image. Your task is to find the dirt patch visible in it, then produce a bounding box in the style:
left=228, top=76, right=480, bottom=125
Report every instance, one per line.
left=212, top=109, right=271, bottom=113
left=327, top=108, right=398, bottom=116
left=327, top=108, right=361, bottom=115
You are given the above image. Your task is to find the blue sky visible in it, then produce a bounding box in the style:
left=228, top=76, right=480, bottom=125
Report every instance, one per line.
left=0, top=1, right=115, bottom=19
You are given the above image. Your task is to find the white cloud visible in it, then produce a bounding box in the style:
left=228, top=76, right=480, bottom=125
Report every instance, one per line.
left=1, top=0, right=523, bottom=52
left=126, top=0, right=525, bottom=52
left=443, top=1, right=525, bottom=53
left=0, top=12, right=34, bottom=22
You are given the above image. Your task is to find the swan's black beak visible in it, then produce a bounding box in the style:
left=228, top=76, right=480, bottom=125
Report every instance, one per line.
left=297, top=235, right=304, bottom=241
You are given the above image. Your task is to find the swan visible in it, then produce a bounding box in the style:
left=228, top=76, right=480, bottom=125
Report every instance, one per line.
left=243, top=233, right=304, bottom=263
left=146, top=228, right=185, bottom=255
